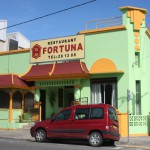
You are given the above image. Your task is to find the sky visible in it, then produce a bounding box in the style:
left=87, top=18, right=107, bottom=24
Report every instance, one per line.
left=0, top=0, right=150, bottom=41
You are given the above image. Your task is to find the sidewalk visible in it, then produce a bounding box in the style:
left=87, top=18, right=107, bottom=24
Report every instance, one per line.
left=0, top=128, right=150, bottom=149
left=0, top=128, right=33, bottom=141
left=116, top=136, right=150, bottom=149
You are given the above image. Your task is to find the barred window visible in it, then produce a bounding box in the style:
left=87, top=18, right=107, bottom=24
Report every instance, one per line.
left=13, top=91, right=22, bottom=109
left=0, top=90, right=10, bottom=108
left=24, top=92, right=34, bottom=111
left=136, top=80, right=141, bottom=115
left=135, top=52, right=140, bottom=67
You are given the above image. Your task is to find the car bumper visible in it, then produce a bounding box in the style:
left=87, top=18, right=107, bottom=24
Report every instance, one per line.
left=102, top=130, right=120, bottom=141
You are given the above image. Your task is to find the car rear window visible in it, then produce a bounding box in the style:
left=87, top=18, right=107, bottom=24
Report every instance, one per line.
left=90, top=108, right=104, bottom=119
left=75, top=108, right=90, bottom=120
left=108, top=107, right=118, bottom=122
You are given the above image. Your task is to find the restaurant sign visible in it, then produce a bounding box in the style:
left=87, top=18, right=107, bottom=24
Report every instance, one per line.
left=30, top=35, right=84, bottom=63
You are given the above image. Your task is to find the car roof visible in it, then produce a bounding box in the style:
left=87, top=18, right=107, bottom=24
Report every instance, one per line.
left=63, top=103, right=114, bottom=110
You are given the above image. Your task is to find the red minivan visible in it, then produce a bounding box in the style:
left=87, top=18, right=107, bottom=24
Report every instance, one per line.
left=30, top=104, right=120, bottom=146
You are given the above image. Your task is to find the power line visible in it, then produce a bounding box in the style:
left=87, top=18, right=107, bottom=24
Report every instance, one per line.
left=0, top=0, right=96, bottom=30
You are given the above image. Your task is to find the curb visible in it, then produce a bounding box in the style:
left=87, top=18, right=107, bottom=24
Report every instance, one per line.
left=0, top=136, right=34, bottom=141
left=117, top=144, right=150, bottom=149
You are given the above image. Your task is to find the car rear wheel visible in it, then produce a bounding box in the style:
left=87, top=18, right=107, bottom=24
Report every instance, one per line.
left=89, top=132, right=103, bottom=147
left=35, top=129, right=46, bottom=142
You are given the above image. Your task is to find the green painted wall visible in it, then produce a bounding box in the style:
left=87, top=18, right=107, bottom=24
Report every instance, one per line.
left=0, top=109, right=25, bottom=129
left=45, top=88, right=59, bottom=119
left=82, top=29, right=129, bottom=113
left=121, top=9, right=150, bottom=115
left=0, top=52, right=30, bottom=74
left=80, top=79, right=91, bottom=103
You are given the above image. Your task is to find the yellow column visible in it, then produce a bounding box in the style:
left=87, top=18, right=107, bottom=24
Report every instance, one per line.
left=40, top=102, right=42, bottom=121
left=118, top=113, right=128, bottom=137
left=9, top=90, right=13, bottom=123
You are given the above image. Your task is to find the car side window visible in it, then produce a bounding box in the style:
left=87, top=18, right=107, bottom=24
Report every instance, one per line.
left=108, top=107, right=118, bottom=122
left=90, top=108, right=104, bottom=119
left=54, top=109, right=72, bottom=121
left=75, top=108, right=90, bottom=120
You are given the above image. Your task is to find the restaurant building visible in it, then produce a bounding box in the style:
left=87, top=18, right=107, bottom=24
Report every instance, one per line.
left=0, top=6, right=150, bottom=136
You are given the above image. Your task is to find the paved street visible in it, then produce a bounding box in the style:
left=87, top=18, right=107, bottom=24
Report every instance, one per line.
left=0, top=138, right=145, bottom=150
left=0, top=128, right=150, bottom=149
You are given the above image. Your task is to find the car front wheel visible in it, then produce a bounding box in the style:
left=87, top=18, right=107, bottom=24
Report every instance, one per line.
left=88, top=132, right=103, bottom=147
left=35, top=129, right=46, bottom=142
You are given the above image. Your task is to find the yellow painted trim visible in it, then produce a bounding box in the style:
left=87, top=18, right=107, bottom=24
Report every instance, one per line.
left=117, top=112, right=127, bottom=115
left=119, top=6, right=148, bottom=14
left=130, top=10, right=134, bottom=23
left=19, top=65, right=32, bottom=77
left=90, top=71, right=124, bottom=75
left=135, top=45, right=140, bottom=51
left=134, top=38, right=139, bottom=44
left=117, top=113, right=128, bottom=137
left=49, top=62, right=56, bottom=76
left=90, top=58, right=124, bottom=74
left=0, top=48, right=30, bottom=56
left=126, top=9, right=145, bottom=31
left=0, top=73, right=18, bottom=76
left=9, top=90, right=13, bottom=123
left=134, top=31, right=139, bottom=37
left=78, top=25, right=126, bottom=35
left=80, top=60, right=85, bottom=73
left=146, top=30, right=150, bottom=39
left=129, top=133, right=149, bottom=137
left=40, top=104, right=42, bottom=121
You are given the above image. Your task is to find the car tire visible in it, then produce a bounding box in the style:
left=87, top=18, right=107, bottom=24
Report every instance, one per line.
left=35, top=129, right=46, bottom=142
left=88, top=132, right=103, bottom=147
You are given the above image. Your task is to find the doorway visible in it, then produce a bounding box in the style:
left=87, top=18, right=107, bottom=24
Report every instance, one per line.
left=64, top=86, right=74, bottom=107
left=40, top=90, right=46, bottom=120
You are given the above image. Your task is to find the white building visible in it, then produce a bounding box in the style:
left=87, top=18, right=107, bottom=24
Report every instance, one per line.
left=0, top=20, right=30, bottom=52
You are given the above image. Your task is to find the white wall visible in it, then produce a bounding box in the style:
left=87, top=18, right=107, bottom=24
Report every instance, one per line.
left=7, top=32, right=30, bottom=49
left=0, top=20, right=7, bottom=51
left=0, top=20, right=7, bottom=42
left=0, top=20, right=30, bottom=51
